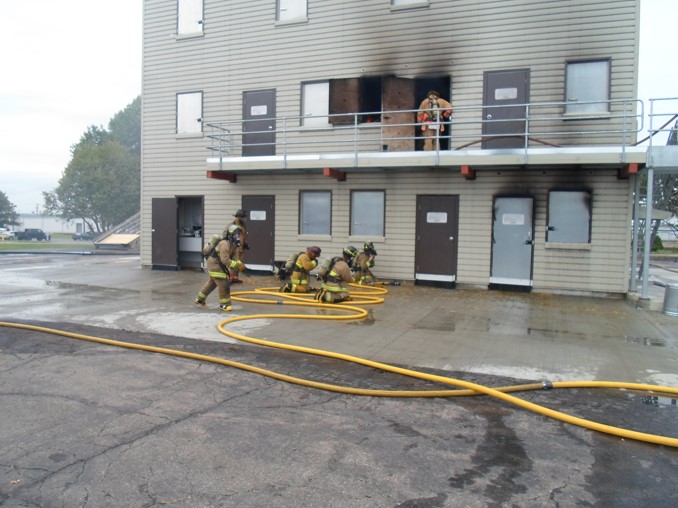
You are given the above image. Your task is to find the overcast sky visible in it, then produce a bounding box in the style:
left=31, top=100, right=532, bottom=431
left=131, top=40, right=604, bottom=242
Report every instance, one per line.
left=1, top=0, right=676, bottom=214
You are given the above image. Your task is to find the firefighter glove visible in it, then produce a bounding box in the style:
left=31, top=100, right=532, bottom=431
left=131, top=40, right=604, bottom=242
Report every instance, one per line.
left=230, top=260, right=246, bottom=271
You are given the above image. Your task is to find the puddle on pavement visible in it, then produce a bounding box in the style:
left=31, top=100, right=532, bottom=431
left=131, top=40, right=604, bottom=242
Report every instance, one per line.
left=623, top=336, right=666, bottom=347
left=640, top=395, right=678, bottom=408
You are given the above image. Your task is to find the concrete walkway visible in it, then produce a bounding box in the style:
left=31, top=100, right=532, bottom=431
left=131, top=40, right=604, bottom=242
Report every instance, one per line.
left=1, top=253, right=677, bottom=385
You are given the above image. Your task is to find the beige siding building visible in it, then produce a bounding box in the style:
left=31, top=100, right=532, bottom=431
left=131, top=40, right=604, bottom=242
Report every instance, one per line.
left=141, top=0, right=646, bottom=295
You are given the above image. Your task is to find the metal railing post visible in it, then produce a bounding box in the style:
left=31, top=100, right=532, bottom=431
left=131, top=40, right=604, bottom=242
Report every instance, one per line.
left=524, top=104, right=530, bottom=164
left=283, top=117, right=288, bottom=169
left=354, top=114, right=359, bottom=166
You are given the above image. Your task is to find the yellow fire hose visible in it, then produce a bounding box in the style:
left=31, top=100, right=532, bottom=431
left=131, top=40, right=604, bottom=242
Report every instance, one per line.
left=1, top=282, right=677, bottom=448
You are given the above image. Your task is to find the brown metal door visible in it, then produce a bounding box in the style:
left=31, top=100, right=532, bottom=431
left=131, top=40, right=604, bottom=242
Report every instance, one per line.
left=381, top=77, right=416, bottom=151
left=242, top=195, right=275, bottom=272
left=482, top=69, right=529, bottom=149
left=415, top=195, right=459, bottom=287
left=242, top=89, right=276, bottom=156
left=152, top=197, right=178, bottom=270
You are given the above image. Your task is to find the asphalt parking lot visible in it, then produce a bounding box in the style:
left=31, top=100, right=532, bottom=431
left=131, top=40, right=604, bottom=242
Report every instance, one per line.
left=1, top=253, right=677, bottom=507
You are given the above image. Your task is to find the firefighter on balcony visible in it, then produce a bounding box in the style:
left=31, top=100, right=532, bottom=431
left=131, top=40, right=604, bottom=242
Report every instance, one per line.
left=279, top=246, right=322, bottom=293
left=223, top=209, right=249, bottom=283
left=353, top=241, right=378, bottom=286
left=194, top=229, right=246, bottom=311
left=417, top=90, right=452, bottom=151
left=316, top=246, right=358, bottom=304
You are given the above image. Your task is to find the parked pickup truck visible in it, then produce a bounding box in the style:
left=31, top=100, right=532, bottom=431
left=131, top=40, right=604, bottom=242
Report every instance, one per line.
left=16, top=228, right=49, bottom=241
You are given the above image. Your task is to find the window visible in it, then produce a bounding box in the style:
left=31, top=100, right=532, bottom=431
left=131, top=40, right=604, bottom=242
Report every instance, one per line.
left=178, top=0, right=203, bottom=35
left=329, top=77, right=383, bottom=125
left=177, top=92, right=203, bottom=134
left=565, top=60, right=610, bottom=114
left=277, top=0, right=307, bottom=22
left=302, top=82, right=329, bottom=127
left=546, top=190, right=591, bottom=243
left=300, top=191, right=331, bottom=235
left=392, top=0, right=429, bottom=7
left=351, top=191, right=385, bottom=237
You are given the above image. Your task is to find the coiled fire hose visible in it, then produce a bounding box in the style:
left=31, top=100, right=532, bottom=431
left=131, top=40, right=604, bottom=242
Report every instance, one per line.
left=1, top=283, right=677, bottom=448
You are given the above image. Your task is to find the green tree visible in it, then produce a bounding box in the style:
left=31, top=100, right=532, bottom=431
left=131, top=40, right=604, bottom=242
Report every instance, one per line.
left=43, top=97, right=141, bottom=232
left=108, top=96, right=141, bottom=155
left=46, top=141, right=139, bottom=233
left=71, top=125, right=110, bottom=153
left=0, top=190, right=19, bottom=226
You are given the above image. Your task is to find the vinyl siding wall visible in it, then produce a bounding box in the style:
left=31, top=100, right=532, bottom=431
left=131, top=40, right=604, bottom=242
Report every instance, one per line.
left=141, top=0, right=639, bottom=293
left=144, top=168, right=632, bottom=293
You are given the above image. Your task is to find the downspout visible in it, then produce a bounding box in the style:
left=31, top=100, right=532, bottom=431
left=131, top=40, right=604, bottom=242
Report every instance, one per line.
left=630, top=173, right=640, bottom=292
left=641, top=167, right=654, bottom=299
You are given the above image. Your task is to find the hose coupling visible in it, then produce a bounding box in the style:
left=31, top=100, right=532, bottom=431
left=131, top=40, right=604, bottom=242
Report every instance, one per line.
left=541, top=380, right=553, bottom=390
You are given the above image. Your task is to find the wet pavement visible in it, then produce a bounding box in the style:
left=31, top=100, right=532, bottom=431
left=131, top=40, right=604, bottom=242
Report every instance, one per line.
left=1, top=253, right=677, bottom=507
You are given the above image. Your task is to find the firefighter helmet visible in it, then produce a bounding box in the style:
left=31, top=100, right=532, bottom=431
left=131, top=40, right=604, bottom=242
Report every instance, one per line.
left=343, top=245, right=358, bottom=259
left=363, top=241, right=377, bottom=254
left=234, top=209, right=247, bottom=218
left=307, top=246, right=321, bottom=258
left=226, top=229, right=241, bottom=246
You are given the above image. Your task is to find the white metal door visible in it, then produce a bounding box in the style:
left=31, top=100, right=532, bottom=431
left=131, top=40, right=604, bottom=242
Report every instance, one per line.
left=490, top=197, right=534, bottom=286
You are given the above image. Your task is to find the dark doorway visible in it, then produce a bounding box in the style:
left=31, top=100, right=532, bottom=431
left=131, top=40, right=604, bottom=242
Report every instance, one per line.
left=242, top=195, right=275, bottom=273
left=415, top=195, right=459, bottom=288
left=482, top=69, right=529, bottom=149
left=490, top=196, right=534, bottom=289
left=414, top=77, right=451, bottom=151
left=152, top=197, right=178, bottom=270
left=177, top=196, right=204, bottom=270
left=242, top=89, right=276, bottom=156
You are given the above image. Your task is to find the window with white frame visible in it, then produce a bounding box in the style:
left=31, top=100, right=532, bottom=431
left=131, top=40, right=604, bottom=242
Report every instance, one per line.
left=177, top=92, right=203, bottom=134
left=300, top=191, right=331, bottom=235
left=546, top=190, right=591, bottom=243
left=392, top=0, right=429, bottom=7
left=302, top=82, right=329, bottom=127
left=565, top=60, right=610, bottom=114
left=178, top=0, right=203, bottom=35
left=277, top=0, right=307, bottom=21
left=351, top=190, right=385, bottom=237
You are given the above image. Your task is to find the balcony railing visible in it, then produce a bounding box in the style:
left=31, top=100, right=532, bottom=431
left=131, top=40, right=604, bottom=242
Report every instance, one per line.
left=207, top=98, right=644, bottom=167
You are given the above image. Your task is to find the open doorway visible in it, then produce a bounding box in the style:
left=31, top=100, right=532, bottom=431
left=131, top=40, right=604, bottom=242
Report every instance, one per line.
left=414, top=77, right=451, bottom=151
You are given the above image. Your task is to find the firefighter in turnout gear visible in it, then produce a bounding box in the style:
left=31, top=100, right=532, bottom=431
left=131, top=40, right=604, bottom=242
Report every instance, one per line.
left=194, top=230, right=246, bottom=311
left=316, top=246, right=357, bottom=303
left=223, top=209, right=249, bottom=284
left=279, top=246, right=321, bottom=293
left=353, top=241, right=378, bottom=286
left=417, top=90, right=452, bottom=151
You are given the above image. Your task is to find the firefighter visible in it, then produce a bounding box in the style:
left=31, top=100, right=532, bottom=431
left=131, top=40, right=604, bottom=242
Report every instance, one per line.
left=194, top=230, right=246, bottom=311
left=279, top=246, right=322, bottom=293
left=417, top=90, right=452, bottom=151
left=353, top=241, right=378, bottom=286
left=316, top=246, right=358, bottom=304
left=223, top=209, right=249, bottom=283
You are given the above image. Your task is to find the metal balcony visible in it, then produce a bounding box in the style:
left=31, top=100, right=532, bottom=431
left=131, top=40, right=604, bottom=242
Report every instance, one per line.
left=206, top=98, right=647, bottom=177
